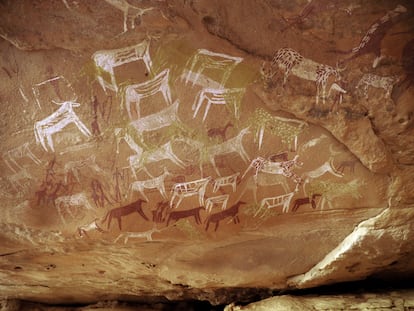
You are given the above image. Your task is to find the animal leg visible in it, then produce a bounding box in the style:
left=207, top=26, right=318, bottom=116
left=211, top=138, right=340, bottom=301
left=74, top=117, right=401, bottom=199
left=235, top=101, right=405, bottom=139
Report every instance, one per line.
left=170, top=153, right=185, bottom=169
left=195, top=213, right=201, bottom=225
left=239, top=147, right=250, bottom=163
left=258, top=125, right=265, bottom=150
left=117, top=217, right=122, bottom=231
left=202, top=98, right=212, bottom=122
left=73, top=118, right=92, bottom=137
left=57, top=205, right=66, bottom=225
left=4, top=158, right=18, bottom=173
left=192, top=64, right=205, bottom=87
left=142, top=52, right=153, bottom=76
left=123, top=10, right=128, bottom=32
left=114, top=233, right=123, bottom=243
left=138, top=189, right=149, bottom=202
left=8, top=156, right=22, bottom=172
left=133, top=98, right=142, bottom=120
left=283, top=70, right=290, bottom=86
left=214, top=220, right=220, bottom=232
left=159, top=186, right=167, bottom=199
left=46, top=134, right=55, bottom=152
left=193, top=92, right=206, bottom=119
left=170, top=193, right=178, bottom=208
left=210, top=157, right=221, bottom=176
left=166, top=215, right=170, bottom=226
left=162, top=86, right=172, bottom=106
left=107, top=214, right=113, bottom=229
left=35, top=125, right=48, bottom=152
left=364, top=84, right=369, bottom=99
left=27, top=150, right=41, bottom=165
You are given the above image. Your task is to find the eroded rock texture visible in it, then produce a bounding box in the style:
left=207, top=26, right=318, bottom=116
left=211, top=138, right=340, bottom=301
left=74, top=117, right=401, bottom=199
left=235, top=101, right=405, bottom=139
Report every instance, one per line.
left=0, top=0, right=413, bottom=305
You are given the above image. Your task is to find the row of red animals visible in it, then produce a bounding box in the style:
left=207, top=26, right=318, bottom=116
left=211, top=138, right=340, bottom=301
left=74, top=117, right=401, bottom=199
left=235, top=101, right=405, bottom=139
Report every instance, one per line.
left=96, top=193, right=322, bottom=234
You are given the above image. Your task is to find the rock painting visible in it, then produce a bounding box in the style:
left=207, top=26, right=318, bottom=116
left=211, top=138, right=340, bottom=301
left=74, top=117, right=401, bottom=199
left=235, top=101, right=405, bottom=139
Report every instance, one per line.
left=129, top=168, right=171, bottom=201
left=183, top=49, right=243, bottom=88
left=103, top=0, right=154, bottom=33
left=205, top=194, right=230, bottom=213
left=114, top=227, right=161, bottom=243
left=255, top=190, right=297, bottom=217
left=263, top=48, right=346, bottom=105
left=102, top=198, right=148, bottom=230
left=205, top=201, right=245, bottom=232
left=170, top=177, right=211, bottom=209
left=330, top=5, right=407, bottom=68
left=77, top=218, right=106, bottom=238
left=34, top=101, right=92, bottom=152
left=356, top=73, right=400, bottom=99
left=129, top=100, right=181, bottom=138
left=32, top=76, right=77, bottom=109
left=192, top=87, right=245, bottom=122
left=249, top=108, right=307, bottom=150
left=92, top=39, right=152, bottom=92
left=202, top=127, right=250, bottom=176
left=55, top=192, right=95, bottom=224
left=124, top=68, right=172, bottom=120
left=3, top=142, right=41, bottom=172
left=1, top=31, right=392, bottom=244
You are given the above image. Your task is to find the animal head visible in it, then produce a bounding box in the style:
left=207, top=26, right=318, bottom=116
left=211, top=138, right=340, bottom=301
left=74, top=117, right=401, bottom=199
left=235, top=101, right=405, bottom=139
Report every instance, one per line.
left=394, top=5, right=407, bottom=13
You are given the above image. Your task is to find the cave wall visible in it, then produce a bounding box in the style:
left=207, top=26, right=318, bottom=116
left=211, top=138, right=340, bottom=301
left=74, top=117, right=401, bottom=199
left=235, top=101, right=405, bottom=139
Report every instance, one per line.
left=0, top=0, right=413, bottom=305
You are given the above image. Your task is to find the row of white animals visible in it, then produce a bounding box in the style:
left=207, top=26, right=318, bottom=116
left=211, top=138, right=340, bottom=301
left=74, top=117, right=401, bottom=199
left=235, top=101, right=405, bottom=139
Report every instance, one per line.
left=29, top=38, right=247, bottom=153
left=129, top=169, right=240, bottom=209
left=93, top=39, right=246, bottom=122
left=31, top=40, right=399, bottom=154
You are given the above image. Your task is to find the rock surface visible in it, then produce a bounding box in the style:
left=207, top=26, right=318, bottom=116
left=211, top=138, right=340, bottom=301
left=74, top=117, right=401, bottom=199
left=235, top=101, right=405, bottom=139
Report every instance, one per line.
left=225, top=290, right=414, bottom=311
left=0, top=0, right=413, bottom=306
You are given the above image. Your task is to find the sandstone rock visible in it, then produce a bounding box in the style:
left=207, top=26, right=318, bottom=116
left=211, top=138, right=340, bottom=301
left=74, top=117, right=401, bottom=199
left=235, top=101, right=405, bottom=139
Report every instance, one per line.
left=225, top=290, right=414, bottom=311
left=0, top=0, right=413, bottom=306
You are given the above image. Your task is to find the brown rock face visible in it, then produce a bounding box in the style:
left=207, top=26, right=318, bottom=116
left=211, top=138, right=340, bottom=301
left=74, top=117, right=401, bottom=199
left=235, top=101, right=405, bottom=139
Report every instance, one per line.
left=0, top=0, right=413, bottom=305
